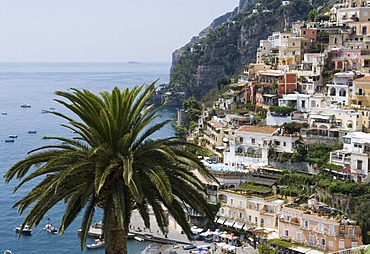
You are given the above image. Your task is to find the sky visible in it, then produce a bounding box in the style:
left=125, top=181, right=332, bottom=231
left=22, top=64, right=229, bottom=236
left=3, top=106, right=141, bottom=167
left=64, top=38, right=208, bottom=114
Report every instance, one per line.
left=0, top=0, right=239, bottom=62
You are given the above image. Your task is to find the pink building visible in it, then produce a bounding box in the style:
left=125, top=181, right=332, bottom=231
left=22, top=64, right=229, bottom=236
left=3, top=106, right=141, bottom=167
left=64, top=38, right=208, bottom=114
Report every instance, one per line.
left=330, top=49, right=361, bottom=71
left=279, top=206, right=362, bottom=252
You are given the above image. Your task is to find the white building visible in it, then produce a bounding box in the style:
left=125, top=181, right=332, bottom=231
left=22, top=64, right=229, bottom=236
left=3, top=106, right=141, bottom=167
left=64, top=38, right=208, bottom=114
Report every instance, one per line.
left=326, top=71, right=357, bottom=106
left=330, top=132, right=370, bottom=183
left=223, top=125, right=299, bottom=168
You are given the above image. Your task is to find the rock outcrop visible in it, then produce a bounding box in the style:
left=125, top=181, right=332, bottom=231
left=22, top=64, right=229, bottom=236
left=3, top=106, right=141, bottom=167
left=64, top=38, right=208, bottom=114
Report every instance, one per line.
left=169, top=0, right=316, bottom=100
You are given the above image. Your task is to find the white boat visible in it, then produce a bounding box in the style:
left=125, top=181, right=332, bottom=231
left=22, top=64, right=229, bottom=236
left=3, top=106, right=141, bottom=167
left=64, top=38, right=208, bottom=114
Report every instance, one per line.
left=4, top=250, right=12, bottom=254
left=86, top=239, right=105, bottom=249
left=127, top=232, right=135, bottom=239
left=14, top=225, right=32, bottom=235
left=20, top=104, right=31, bottom=108
left=44, top=223, right=58, bottom=234
left=134, top=236, right=144, bottom=242
left=8, top=135, right=17, bottom=138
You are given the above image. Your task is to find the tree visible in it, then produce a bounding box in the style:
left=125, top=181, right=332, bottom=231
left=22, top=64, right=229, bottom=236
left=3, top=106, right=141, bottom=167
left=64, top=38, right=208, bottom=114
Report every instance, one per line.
left=308, top=9, right=318, bottom=21
left=353, top=201, right=370, bottom=244
left=5, top=83, right=217, bottom=254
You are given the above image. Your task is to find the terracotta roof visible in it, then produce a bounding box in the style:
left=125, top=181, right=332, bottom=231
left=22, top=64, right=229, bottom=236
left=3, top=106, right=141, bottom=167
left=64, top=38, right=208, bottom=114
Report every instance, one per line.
left=354, top=76, right=370, bottom=82
left=237, top=125, right=278, bottom=134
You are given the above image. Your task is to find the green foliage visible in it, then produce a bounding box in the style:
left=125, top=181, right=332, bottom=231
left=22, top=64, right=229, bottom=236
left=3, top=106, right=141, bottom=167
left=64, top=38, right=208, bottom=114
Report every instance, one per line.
left=238, top=182, right=272, bottom=194
left=268, top=238, right=294, bottom=249
left=323, top=163, right=343, bottom=171
left=308, top=9, right=318, bottom=22
left=353, top=201, right=370, bottom=244
left=305, top=143, right=342, bottom=166
left=183, top=96, right=200, bottom=110
left=269, top=106, right=295, bottom=116
left=283, top=122, right=304, bottom=134
left=258, top=241, right=278, bottom=254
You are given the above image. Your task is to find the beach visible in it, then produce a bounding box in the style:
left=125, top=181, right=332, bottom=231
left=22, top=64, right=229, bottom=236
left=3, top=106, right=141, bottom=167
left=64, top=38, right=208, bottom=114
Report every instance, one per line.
left=129, top=210, right=257, bottom=254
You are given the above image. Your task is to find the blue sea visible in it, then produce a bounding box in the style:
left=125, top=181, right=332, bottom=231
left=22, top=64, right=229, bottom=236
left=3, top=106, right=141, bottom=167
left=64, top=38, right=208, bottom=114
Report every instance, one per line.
left=0, top=62, right=175, bottom=253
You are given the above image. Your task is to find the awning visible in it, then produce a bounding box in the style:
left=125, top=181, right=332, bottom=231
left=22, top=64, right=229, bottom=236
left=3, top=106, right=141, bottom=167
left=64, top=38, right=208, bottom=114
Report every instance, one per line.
left=224, top=219, right=235, bottom=227
left=216, top=217, right=226, bottom=224
left=233, top=221, right=245, bottom=229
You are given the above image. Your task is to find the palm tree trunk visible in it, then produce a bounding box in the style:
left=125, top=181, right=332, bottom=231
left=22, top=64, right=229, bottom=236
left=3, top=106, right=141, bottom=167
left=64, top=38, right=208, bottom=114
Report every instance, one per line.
left=105, top=227, right=128, bottom=254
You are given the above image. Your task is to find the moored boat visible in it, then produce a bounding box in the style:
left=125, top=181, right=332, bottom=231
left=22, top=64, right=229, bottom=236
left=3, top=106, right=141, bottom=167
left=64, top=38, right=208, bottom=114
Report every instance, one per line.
left=86, top=239, right=105, bottom=249
left=127, top=232, right=135, bottom=239
left=14, top=225, right=32, bottom=235
left=134, top=236, right=144, bottom=242
left=8, top=135, right=17, bottom=138
left=20, top=104, right=31, bottom=108
left=5, top=140, right=14, bottom=143
left=44, top=223, right=58, bottom=234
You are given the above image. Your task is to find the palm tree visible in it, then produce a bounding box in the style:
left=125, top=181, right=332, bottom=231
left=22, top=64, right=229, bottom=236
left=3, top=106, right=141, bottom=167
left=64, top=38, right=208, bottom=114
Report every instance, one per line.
left=4, top=82, right=217, bottom=254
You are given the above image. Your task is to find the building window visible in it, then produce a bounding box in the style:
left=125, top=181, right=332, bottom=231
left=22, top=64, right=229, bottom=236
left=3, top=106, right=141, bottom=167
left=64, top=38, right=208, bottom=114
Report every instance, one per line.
left=309, top=235, right=315, bottom=244
left=251, top=138, right=255, bottom=145
left=297, top=232, right=302, bottom=241
left=228, top=210, right=231, bottom=216
left=352, top=242, right=359, bottom=247
left=357, top=160, right=363, bottom=170
left=311, top=100, right=316, bottom=107
left=239, top=201, right=243, bottom=208
left=329, top=225, right=335, bottom=236
left=239, top=212, right=243, bottom=219
left=329, top=241, right=334, bottom=247
left=221, top=208, right=224, bottom=214
left=248, top=215, right=252, bottom=222
left=284, top=229, right=289, bottom=237
left=320, top=238, right=326, bottom=246
left=349, top=228, right=355, bottom=238
left=283, top=142, right=286, bottom=147
left=339, top=241, right=345, bottom=249
left=230, top=198, right=234, bottom=206
left=304, top=220, right=310, bottom=229
left=319, top=223, right=324, bottom=232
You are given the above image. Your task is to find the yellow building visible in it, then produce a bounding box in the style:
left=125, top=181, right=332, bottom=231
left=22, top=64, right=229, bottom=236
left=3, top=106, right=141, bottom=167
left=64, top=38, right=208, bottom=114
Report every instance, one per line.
left=350, top=76, right=370, bottom=107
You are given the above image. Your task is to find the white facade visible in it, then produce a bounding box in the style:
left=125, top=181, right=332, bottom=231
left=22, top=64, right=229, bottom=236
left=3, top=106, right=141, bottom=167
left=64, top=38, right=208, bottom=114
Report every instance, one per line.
left=279, top=93, right=310, bottom=112
left=330, top=132, right=370, bottom=183
left=327, top=72, right=356, bottom=106
left=224, top=126, right=299, bottom=168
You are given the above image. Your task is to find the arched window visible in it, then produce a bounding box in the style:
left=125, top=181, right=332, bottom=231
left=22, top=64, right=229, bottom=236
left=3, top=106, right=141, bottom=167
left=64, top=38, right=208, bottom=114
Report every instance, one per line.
left=330, top=87, right=336, bottom=96
left=339, top=88, right=346, bottom=97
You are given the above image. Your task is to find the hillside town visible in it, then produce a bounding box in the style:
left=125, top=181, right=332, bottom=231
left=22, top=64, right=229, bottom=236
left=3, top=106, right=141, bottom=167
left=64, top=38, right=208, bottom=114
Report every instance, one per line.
left=173, top=1, right=370, bottom=253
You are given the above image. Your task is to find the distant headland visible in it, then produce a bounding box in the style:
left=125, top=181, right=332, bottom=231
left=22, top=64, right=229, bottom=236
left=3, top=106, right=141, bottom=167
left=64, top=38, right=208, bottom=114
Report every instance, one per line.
left=127, top=61, right=141, bottom=64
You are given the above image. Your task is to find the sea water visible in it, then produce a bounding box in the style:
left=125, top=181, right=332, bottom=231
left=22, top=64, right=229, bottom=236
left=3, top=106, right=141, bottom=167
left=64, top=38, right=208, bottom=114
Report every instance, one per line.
left=0, top=62, right=175, bottom=253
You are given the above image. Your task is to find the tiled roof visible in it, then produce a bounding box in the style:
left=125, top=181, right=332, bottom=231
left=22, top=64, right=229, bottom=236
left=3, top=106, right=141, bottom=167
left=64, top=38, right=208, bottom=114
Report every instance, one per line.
left=237, top=125, right=278, bottom=134
left=354, top=76, right=370, bottom=82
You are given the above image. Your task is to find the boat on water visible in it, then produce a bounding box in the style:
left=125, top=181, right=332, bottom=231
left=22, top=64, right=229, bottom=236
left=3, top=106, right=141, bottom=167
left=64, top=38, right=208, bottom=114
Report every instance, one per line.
left=8, top=135, right=17, bottom=138
left=44, top=223, right=58, bottom=234
left=20, top=104, right=31, bottom=108
left=134, top=236, right=144, bottom=242
left=127, top=232, right=135, bottom=239
left=4, top=250, right=12, bottom=254
left=14, top=225, right=32, bottom=235
left=5, top=140, right=14, bottom=143
left=86, top=239, right=105, bottom=249
left=28, top=131, right=37, bottom=134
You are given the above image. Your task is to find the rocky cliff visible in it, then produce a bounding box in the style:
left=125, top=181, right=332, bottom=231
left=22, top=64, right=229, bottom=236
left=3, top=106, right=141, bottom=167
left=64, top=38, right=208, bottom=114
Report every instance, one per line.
left=169, top=0, right=320, bottom=100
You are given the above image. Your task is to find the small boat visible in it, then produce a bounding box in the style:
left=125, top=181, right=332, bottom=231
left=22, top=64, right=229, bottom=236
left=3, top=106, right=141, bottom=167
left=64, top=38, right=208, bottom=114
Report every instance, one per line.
left=49, top=107, right=55, bottom=110
left=14, top=225, right=32, bottom=235
left=8, top=135, right=17, bottom=138
left=183, top=244, right=197, bottom=250
left=86, top=239, right=105, bottom=249
left=20, top=104, right=31, bottom=108
left=4, top=250, right=12, bottom=254
left=127, top=232, right=135, bottom=239
left=44, top=223, right=58, bottom=234
left=41, top=110, right=49, bottom=114
left=134, top=236, right=144, bottom=242
left=5, top=140, right=14, bottom=143
left=28, top=131, right=37, bottom=134
left=1, top=112, right=7, bottom=115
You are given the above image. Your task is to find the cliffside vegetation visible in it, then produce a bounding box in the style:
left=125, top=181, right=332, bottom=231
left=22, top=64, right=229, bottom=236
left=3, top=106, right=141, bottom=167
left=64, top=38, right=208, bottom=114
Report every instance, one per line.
left=169, top=0, right=328, bottom=100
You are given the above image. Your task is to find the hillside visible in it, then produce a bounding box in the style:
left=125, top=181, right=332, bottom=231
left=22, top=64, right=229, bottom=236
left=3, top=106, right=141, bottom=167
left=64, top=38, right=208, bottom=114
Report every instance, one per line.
left=169, top=0, right=326, bottom=100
